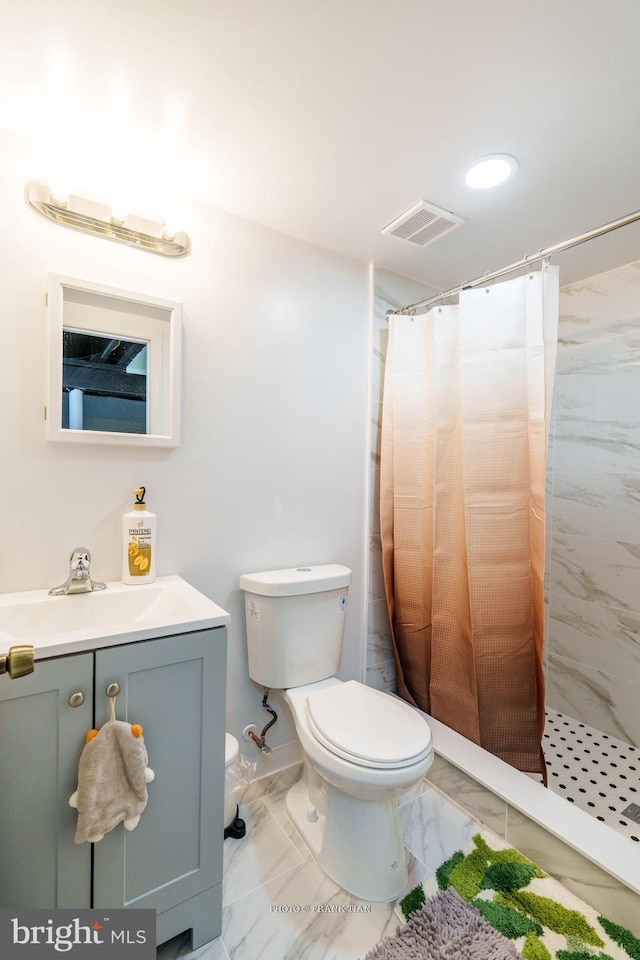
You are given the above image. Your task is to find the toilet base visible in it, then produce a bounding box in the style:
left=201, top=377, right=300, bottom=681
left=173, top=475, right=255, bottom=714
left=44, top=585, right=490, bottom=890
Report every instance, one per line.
left=285, top=779, right=409, bottom=902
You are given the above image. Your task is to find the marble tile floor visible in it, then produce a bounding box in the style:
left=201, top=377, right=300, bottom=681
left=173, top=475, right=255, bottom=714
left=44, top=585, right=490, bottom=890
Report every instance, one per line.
left=157, top=769, right=488, bottom=960
left=543, top=707, right=640, bottom=842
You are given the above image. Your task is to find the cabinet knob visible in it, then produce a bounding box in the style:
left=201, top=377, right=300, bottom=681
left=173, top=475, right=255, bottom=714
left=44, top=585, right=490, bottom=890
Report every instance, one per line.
left=0, top=644, right=35, bottom=679
left=68, top=691, right=85, bottom=708
left=105, top=682, right=121, bottom=698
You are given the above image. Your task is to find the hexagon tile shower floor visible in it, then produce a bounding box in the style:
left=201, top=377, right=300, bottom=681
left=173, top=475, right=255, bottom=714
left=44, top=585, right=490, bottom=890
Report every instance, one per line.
left=543, top=707, right=640, bottom=842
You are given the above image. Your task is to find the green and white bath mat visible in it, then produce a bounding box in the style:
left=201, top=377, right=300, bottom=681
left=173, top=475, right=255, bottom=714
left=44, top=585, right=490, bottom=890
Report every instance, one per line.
left=367, top=831, right=640, bottom=960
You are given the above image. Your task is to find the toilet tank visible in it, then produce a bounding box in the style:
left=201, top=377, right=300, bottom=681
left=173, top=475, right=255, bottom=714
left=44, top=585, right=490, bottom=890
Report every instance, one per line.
left=239, top=564, right=351, bottom=689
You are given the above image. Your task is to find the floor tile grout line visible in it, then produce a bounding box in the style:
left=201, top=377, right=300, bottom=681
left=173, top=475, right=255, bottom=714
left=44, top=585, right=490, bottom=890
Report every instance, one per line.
left=222, top=854, right=311, bottom=909
left=397, top=778, right=435, bottom=808
left=261, top=791, right=313, bottom=862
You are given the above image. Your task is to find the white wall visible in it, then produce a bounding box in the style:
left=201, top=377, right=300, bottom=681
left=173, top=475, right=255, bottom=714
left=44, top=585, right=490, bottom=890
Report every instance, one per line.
left=0, top=130, right=370, bottom=769
left=546, top=260, right=640, bottom=746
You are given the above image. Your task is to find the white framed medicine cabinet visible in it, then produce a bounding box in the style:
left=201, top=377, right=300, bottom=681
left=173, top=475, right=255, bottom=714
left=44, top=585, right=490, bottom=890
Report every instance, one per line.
left=46, top=275, right=182, bottom=447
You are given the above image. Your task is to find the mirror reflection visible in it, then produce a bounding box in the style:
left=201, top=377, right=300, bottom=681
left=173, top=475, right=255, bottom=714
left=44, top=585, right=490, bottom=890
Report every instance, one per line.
left=62, top=331, right=148, bottom=434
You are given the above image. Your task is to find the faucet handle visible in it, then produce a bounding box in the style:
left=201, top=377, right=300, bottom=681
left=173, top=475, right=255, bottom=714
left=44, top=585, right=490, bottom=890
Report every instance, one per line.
left=48, top=547, right=107, bottom=595
left=69, top=547, right=91, bottom=569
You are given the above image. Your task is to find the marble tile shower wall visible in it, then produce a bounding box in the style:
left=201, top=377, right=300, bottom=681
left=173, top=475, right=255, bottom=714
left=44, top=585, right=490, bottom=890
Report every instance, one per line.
left=368, top=262, right=640, bottom=750
left=366, top=270, right=436, bottom=692
left=547, top=259, right=640, bottom=747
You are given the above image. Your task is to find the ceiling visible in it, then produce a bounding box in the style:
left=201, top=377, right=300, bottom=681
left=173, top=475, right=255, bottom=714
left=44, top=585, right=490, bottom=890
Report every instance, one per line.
left=2, top=0, right=640, bottom=292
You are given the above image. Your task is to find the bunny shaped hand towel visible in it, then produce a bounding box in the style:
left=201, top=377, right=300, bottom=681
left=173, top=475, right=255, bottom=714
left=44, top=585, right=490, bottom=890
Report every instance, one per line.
left=70, top=699, right=155, bottom=844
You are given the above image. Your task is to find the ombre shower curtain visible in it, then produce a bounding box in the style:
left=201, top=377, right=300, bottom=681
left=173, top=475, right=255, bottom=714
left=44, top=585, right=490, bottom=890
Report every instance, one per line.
left=380, top=266, right=558, bottom=774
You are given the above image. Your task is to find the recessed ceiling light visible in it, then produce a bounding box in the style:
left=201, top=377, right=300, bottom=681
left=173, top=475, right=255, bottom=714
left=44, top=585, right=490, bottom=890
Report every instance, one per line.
left=464, top=154, right=518, bottom=189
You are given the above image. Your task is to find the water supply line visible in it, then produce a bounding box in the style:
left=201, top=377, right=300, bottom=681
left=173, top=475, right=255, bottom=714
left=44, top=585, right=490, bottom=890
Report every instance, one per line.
left=247, top=689, right=278, bottom=755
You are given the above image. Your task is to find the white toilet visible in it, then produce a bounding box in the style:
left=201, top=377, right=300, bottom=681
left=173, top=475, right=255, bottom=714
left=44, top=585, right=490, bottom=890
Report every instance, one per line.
left=239, top=564, right=433, bottom=902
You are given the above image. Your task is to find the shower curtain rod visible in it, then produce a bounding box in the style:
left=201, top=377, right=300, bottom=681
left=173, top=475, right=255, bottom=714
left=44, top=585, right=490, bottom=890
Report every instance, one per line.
left=388, top=208, right=640, bottom=316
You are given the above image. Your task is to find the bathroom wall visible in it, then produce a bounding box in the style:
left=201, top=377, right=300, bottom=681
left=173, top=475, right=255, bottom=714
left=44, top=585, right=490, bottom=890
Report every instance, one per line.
left=365, top=269, right=437, bottom=692
left=0, top=129, right=370, bottom=767
left=546, top=259, right=640, bottom=747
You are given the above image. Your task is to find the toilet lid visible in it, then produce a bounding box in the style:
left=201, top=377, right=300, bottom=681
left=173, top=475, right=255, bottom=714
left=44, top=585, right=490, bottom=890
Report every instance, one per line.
left=306, top=680, right=432, bottom=768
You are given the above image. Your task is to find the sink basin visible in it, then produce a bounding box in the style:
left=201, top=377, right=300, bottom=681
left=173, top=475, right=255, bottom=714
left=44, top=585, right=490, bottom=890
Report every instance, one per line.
left=0, top=576, right=230, bottom=659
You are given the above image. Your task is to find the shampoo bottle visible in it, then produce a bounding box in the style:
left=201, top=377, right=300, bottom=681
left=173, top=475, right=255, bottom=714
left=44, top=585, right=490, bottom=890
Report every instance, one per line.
left=122, top=487, right=157, bottom=584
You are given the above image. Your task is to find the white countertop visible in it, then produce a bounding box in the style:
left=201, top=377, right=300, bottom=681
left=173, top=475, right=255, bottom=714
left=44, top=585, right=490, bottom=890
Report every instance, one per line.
left=0, top=575, right=230, bottom=660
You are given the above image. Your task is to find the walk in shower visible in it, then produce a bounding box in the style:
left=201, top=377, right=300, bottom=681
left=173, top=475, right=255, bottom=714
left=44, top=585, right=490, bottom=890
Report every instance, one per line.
left=367, top=261, right=640, bottom=907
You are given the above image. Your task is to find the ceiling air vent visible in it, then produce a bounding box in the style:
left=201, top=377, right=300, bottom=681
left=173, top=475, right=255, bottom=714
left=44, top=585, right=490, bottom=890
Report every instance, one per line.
left=382, top=200, right=464, bottom=247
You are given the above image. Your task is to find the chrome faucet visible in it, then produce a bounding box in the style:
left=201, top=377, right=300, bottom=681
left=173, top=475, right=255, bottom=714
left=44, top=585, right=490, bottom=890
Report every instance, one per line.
left=48, top=547, right=107, bottom=596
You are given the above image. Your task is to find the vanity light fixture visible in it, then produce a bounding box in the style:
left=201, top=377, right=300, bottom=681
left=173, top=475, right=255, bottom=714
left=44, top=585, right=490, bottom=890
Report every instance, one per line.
left=464, top=154, right=518, bottom=189
left=26, top=181, right=190, bottom=257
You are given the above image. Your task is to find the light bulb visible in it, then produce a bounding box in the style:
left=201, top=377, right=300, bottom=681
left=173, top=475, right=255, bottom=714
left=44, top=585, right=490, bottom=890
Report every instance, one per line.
left=464, top=155, right=518, bottom=189
left=110, top=207, right=128, bottom=226
left=161, top=222, right=179, bottom=241
left=49, top=182, right=71, bottom=207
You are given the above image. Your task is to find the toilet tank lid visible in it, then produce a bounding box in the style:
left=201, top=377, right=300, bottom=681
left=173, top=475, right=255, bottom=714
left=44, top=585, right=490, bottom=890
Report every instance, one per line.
left=239, top=564, right=352, bottom=596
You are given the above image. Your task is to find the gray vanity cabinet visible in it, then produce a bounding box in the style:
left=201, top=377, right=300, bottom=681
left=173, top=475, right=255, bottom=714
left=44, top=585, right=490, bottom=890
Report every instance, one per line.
left=0, top=626, right=226, bottom=950
left=93, top=628, right=226, bottom=947
left=0, top=653, right=94, bottom=909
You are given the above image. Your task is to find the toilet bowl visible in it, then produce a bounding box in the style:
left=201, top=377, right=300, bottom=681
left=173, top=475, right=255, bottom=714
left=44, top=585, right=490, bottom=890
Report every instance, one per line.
left=283, top=678, right=433, bottom=901
left=239, top=564, right=433, bottom=902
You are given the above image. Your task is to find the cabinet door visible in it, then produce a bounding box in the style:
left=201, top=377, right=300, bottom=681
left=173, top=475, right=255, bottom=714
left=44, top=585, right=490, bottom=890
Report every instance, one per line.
left=0, top=654, right=93, bottom=908
left=93, top=628, right=226, bottom=913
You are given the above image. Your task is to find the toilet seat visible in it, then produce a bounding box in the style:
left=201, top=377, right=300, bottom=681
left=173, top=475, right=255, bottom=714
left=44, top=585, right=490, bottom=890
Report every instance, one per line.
left=306, top=680, right=432, bottom=769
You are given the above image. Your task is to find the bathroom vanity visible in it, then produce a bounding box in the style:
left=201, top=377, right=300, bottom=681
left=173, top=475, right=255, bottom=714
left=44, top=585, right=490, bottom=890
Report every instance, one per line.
left=0, top=576, right=229, bottom=950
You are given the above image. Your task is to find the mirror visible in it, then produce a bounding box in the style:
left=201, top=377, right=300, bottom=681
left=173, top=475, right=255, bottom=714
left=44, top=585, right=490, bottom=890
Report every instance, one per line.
left=46, top=275, right=181, bottom=447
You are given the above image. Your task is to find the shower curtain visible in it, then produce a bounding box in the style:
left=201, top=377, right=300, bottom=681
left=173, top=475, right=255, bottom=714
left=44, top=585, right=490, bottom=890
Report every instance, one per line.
left=380, top=267, right=558, bottom=774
